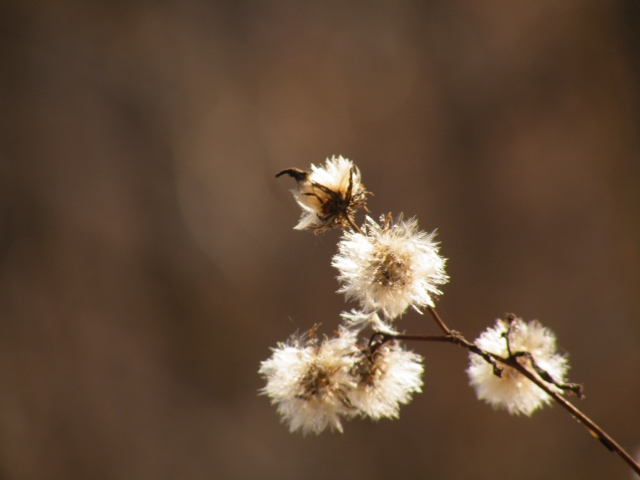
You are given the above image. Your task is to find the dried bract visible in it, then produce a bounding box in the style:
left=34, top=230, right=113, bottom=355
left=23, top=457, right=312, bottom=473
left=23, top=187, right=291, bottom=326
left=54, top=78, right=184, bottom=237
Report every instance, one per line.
left=276, top=156, right=368, bottom=233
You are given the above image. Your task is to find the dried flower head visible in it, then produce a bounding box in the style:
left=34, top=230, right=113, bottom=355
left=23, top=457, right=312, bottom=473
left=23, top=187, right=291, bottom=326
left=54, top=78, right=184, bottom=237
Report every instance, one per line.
left=332, top=215, right=448, bottom=320
left=349, top=341, right=424, bottom=420
left=467, top=317, right=569, bottom=416
left=259, top=327, right=360, bottom=435
left=276, top=156, right=368, bottom=233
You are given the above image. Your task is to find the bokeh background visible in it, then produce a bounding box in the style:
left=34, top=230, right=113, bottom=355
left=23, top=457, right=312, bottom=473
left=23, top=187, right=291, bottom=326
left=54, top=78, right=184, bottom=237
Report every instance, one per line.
left=1, top=1, right=639, bottom=479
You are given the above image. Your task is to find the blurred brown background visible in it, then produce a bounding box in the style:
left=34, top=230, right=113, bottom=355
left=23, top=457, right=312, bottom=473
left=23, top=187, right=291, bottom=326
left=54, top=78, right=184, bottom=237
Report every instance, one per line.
left=1, top=1, right=639, bottom=479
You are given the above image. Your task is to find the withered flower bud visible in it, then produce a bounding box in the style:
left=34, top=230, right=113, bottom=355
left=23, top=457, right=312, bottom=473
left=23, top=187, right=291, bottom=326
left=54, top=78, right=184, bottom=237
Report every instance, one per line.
left=276, top=156, right=368, bottom=233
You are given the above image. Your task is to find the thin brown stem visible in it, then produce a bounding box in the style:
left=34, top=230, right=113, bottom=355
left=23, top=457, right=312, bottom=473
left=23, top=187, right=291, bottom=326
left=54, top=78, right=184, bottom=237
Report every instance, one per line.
left=427, top=305, right=451, bottom=335
left=493, top=353, right=640, bottom=475
left=379, top=333, right=454, bottom=343
left=345, top=216, right=364, bottom=235
left=382, top=308, right=640, bottom=476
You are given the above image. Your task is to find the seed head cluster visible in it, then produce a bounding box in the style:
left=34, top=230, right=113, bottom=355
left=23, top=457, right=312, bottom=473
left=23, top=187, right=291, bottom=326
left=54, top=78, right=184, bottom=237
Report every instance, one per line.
left=259, top=328, right=359, bottom=434
left=259, top=327, right=424, bottom=434
left=467, top=317, right=569, bottom=416
left=333, top=215, right=448, bottom=322
left=268, top=156, right=575, bottom=436
left=349, top=341, right=424, bottom=420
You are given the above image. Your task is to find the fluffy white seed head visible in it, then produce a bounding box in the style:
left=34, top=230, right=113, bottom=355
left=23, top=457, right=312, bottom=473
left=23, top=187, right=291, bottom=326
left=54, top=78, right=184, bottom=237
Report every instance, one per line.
left=340, top=309, right=398, bottom=334
left=349, top=342, right=424, bottom=420
left=278, top=156, right=367, bottom=233
left=467, top=318, right=569, bottom=416
left=332, top=215, right=448, bottom=320
left=259, top=327, right=360, bottom=435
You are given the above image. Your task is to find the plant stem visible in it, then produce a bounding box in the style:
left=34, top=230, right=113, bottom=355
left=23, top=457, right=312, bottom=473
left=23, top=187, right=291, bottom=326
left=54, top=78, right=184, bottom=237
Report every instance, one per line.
left=378, top=308, right=640, bottom=476
left=346, top=216, right=364, bottom=235
left=427, top=305, right=451, bottom=335
left=495, top=352, right=640, bottom=474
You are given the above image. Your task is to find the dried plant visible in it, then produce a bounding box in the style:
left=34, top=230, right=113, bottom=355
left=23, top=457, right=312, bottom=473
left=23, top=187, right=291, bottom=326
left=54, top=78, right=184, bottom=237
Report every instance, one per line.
left=261, top=157, right=640, bottom=476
